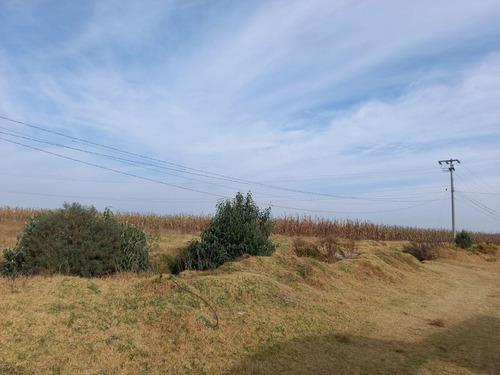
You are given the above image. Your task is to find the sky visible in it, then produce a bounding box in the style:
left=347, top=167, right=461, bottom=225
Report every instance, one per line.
left=0, top=0, right=499, bottom=233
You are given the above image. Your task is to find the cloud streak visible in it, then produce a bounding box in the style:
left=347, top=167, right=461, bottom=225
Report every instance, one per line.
left=0, top=0, right=499, bottom=231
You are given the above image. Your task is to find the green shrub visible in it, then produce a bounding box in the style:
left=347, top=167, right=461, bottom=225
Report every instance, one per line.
left=116, top=219, right=150, bottom=273
left=402, top=242, right=441, bottom=262
left=177, top=192, right=275, bottom=271
left=1, top=203, right=150, bottom=277
left=2, top=247, right=25, bottom=276
left=455, top=230, right=473, bottom=249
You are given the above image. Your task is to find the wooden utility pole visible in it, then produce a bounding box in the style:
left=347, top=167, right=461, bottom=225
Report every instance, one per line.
left=438, top=159, right=460, bottom=241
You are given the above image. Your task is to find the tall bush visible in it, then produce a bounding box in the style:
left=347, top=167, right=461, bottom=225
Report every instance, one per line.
left=1, top=203, right=150, bottom=277
left=179, top=192, right=275, bottom=271
left=455, top=230, right=473, bottom=249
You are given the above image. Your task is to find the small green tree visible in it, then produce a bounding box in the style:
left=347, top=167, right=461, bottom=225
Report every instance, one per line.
left=2, top=247, right=25, bottom=276
left=1, top=203, right=150, bottom=277
left=180, top=192, right=275, bottom=271
left=455, top=230, right=473, bottom=249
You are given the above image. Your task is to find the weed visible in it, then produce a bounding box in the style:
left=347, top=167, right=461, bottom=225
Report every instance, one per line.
left=293, top=236, right=357, bottom=263
left=298, top=261, right=313, bottom=277
left=402, top=242, right=441, bottom=262
left=87, top=281, right=101, bottom=294
left=334, top=333, right=351, bottom=343
left=428, top=318, right=445, bottom=327
left=319, top=236, right=357, bottom=261
left=292, top=238, right=321, bottom=259
left=472, top=242, right=498, bottom=255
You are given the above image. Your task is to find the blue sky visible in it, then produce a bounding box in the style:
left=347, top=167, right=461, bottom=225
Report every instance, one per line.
left=0, top=0, right=499, bottom=233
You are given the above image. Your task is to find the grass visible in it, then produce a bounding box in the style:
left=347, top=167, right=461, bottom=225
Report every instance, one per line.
left=1, top=213, right=499, bottom=374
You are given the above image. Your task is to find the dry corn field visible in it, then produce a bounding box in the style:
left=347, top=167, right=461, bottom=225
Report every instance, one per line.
left=1, top=207, right=499, bottom=244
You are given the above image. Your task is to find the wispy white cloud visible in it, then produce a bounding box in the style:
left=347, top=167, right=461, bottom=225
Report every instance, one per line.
left=0, top=0, right=499, bottom=231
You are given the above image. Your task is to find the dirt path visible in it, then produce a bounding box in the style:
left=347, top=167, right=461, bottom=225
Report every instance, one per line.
left=229, top=260, right=500, bottom=374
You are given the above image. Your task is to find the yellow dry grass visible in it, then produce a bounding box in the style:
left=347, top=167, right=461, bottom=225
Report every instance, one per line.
left=0, top=220, right=23, bottom=251
left=1, top=214, right=499, bottom=374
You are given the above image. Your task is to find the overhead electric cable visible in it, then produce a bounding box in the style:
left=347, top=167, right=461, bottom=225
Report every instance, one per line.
left=455, top=194, right=500, bottom=223
left=0, top=188, right=214, bottom=203
left=2, top=129, right=440, bottom=204
left=266, top=198, right=444, bottom=215
left=461, top=164, right=500, bottom=194
left=0, top=136, right=228, bottom=199
left=455, top=190, right=500, bottom=220
left=0, top=129, right=243, bottom=192
left=0, top=136, right=443, bottom=216
left=0, top=114, right=448, bottom=202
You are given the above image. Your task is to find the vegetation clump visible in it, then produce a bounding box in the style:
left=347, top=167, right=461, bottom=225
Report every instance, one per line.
left=1, top=203, right=150, bottom=278
left=455, top=230, right=473, bottom=249
left=471, top=242, right=498, bottom=255
left=293, top=236, right=357, bottom=262
left=292, top=238, right=321, bottom=259
left=402, top=242, right=441, bottom=262
left=176, top=192, right=275, bottom=272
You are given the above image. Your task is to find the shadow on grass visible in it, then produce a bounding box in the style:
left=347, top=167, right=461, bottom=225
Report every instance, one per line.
left=226, top=315, right=500, bottom=375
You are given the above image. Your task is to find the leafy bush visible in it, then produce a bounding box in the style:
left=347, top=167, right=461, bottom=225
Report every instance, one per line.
left=1, top=203, right=150, bottom=277
left=115, top=218, right=150, bottom=273
left=402, top=242, right=441, bottom=262
left=2, top=247, right=25, bottom=276
left=455, top=230, right=473, bottom=249
left=178, top=192, right=275, bottom=271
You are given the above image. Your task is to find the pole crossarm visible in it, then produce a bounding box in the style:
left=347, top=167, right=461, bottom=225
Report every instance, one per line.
left=438, top=159, right=460, bottom=170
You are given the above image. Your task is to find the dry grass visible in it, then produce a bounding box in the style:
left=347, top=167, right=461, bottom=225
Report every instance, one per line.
left=0, top=251, right=419, bottom=374
left=402, top=242, right=444, bottom=262
left=1, top=237, right=499, bottom=374
left=1, top=209, right=499, bottom=374
left=0, top=220, right=23, bottom=251
left=472, top=242, right=499, bottom=255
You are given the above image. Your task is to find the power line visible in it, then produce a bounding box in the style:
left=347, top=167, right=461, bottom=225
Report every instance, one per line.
left=0, top=114, right=446, bottom=202
left=1, top=136, right=446, bottom=216
left=0, top=136, right=228, bottom=199
left=265, top=198, right=443, bottom=215
left=0, top=114, right=454, bottom=216
left=0, top=128, right=243, bottom=193
left=455, top=190, right=500, bottom=222
left=1, top=128, right=442, bottom=204
left=461, top=164, right=500, bottom=194
left=0, top=188, right=214, bottom=203
left=455, top=169, right=493, bottom=196
left=456, top=196, right=500, bottom=223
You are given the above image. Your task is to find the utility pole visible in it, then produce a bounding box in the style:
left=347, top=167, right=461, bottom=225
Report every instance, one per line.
left=438, top=158, right=460, bottom=241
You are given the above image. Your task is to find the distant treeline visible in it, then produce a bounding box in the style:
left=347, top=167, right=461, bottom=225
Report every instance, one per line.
left=1, top=206, right=499, bottom=244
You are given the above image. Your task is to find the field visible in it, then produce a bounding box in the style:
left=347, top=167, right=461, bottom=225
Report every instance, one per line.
left=1, top=208, right=499, bottom=374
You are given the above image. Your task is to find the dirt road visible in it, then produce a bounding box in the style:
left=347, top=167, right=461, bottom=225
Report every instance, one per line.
left=229, top=260, right=500, bottom=374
